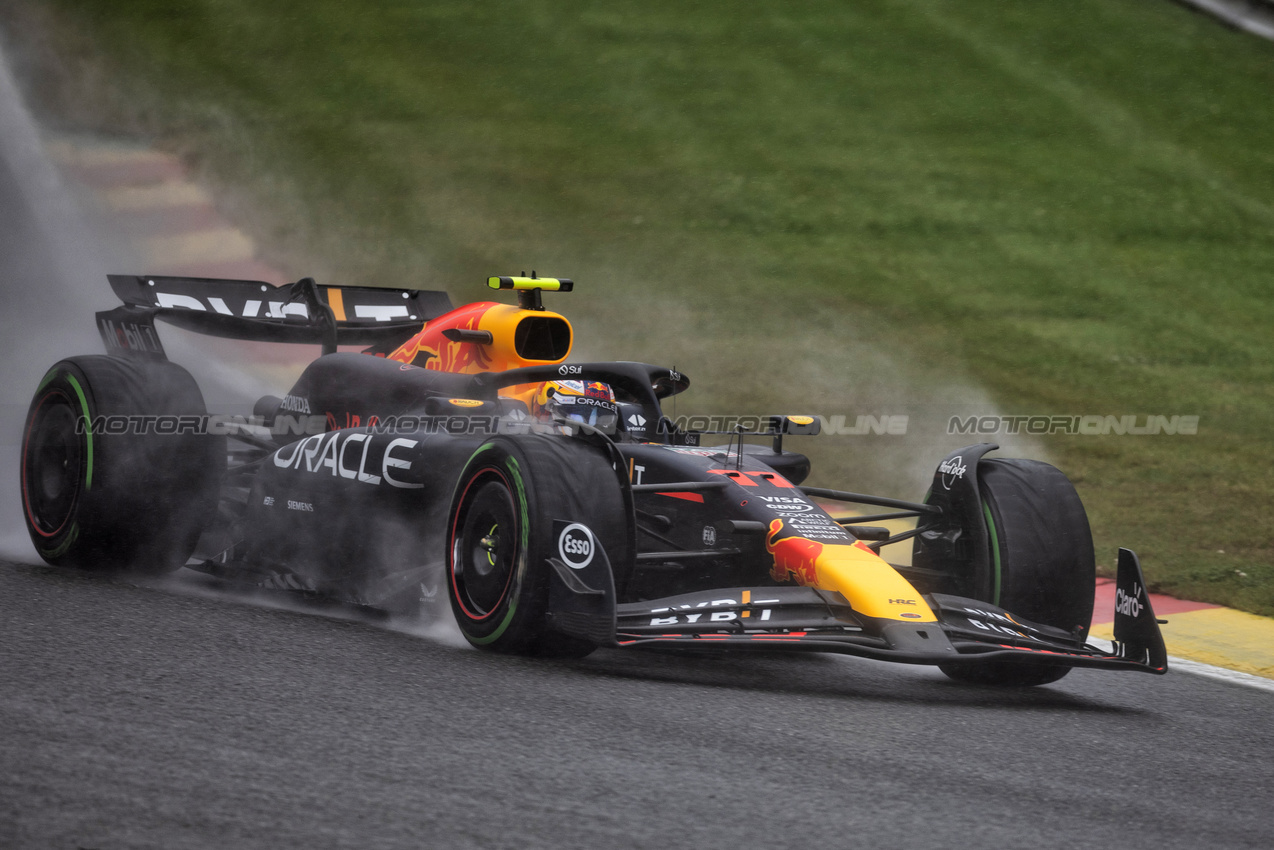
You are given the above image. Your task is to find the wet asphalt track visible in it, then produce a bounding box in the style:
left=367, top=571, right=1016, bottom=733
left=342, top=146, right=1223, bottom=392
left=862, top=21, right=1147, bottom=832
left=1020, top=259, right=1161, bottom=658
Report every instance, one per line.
left=2, top=560, right=1273, bottom=850
left=3, top=56, right=1272, bottom=850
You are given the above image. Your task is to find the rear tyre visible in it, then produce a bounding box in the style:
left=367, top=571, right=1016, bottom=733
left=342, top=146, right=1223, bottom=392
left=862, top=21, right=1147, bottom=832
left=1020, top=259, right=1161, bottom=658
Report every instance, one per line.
left=20, top=356, right=224, bottom=573
left=939, top=458, right=1095, bottom=687
left=446, top=435, right=628, bottom=657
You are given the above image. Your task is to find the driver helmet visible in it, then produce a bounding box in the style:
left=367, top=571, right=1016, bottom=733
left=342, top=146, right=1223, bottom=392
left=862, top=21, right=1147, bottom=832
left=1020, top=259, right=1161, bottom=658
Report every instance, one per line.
left=533, top=380, right=619, bottom=434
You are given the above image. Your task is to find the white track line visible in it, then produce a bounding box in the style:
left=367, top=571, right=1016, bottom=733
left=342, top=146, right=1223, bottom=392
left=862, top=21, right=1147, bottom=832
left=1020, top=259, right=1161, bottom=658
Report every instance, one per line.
left=1086, top=637, right=1274, bottom=693
left=1172, top=0, right=1274, bottom=41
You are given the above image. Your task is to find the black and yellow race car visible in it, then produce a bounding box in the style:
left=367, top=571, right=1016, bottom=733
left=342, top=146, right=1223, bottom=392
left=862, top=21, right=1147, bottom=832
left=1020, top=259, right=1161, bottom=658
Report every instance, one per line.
left=20, top=274, right=1167, bottom=686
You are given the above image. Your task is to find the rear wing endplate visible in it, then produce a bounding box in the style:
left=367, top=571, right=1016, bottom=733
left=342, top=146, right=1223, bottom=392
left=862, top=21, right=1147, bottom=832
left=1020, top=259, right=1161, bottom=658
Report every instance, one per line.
left=97, top=275, right=453, bottom=357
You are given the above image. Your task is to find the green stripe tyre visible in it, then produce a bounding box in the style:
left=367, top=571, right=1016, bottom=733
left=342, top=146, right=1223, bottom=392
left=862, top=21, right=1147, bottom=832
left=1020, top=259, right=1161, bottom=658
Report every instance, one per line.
left=939, top=458, right=1096, bottom=686
left=446, top=434, right=628, bottom=657
left=20, top=356, right=224, bottom=573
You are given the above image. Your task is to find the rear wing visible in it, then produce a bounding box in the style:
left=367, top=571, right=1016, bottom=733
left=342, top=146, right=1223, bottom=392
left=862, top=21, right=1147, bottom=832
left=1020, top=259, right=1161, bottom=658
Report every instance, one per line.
left=96, top=275, right=452, bottom=358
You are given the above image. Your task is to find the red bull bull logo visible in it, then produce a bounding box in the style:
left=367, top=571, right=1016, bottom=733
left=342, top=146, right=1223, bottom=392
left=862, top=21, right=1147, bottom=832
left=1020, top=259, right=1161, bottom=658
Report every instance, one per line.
left=390, top=304, right=495, bottom=371
left=432, top=330, right=493, bottom=373
left=766, top=518, right=822, bottom=586
left=388, top=301, right=570, bottom=375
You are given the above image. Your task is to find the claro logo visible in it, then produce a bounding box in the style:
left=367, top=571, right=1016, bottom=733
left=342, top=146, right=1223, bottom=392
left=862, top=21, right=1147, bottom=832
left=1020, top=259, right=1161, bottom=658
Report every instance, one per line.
left=557, top=523, right=595, bottom=569
left=1116, top=584, right=1145, bottom=618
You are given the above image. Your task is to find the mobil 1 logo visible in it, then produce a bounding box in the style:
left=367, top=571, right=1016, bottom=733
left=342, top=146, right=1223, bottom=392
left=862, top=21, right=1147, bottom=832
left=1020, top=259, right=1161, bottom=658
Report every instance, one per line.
left=554, top=520, right=596, bottom=570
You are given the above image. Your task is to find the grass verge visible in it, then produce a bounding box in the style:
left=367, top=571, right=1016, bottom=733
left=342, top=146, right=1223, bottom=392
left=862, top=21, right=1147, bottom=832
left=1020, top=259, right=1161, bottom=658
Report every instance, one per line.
left=3, top=0, right=1271, bottom=613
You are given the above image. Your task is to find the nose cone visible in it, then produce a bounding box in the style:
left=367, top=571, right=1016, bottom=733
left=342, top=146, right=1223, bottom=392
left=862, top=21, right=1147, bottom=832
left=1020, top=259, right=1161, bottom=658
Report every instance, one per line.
left=766, top=519, right=935, bottom=622
left=814, top=543, right=937, bottom=622
left=766, top=530, right=825, bottom=586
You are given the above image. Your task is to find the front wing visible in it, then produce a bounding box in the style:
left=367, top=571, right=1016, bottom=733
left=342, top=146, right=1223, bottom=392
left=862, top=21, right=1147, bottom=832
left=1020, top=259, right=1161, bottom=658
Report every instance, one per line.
left=612, top=551, right=1168, bottom=676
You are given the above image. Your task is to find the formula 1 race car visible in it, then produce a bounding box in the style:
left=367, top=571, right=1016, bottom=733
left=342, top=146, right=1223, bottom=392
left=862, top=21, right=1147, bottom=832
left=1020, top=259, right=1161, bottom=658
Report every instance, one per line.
left=19, top=274, right=1168, bottom=685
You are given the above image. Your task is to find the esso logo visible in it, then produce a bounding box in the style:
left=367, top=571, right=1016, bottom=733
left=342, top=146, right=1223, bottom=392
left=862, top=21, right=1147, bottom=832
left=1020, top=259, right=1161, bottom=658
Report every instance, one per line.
left=558, top=523, right=595, bottom=569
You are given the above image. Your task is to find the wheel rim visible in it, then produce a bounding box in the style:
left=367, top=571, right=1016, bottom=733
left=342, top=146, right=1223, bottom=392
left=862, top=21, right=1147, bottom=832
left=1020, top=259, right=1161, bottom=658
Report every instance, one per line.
left=22, top=391, right=84, bottom=537
left=451, top=475, right=519, bottom=619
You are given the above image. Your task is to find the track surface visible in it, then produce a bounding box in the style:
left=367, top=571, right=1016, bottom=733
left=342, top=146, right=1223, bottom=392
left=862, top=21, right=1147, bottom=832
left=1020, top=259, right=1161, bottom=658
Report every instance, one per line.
left=2, top=561, right=1273, bottom=850
left=3, top=51, right=1273, bottom=850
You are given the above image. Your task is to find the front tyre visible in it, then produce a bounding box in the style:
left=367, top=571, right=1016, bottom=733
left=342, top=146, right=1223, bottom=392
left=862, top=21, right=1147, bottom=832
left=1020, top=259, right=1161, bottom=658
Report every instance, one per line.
left=20, top=356, right=224, bottom=572
left=939, top=458, right=1095, bottom=687
left=451, top=474, right=523, bottom=628
left=447, top=435, right=627, bottom=656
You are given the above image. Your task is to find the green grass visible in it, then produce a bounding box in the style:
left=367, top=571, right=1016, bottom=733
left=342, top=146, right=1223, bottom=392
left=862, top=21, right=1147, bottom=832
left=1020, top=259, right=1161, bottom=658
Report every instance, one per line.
left=5, top=0, right=1273, bottom=613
